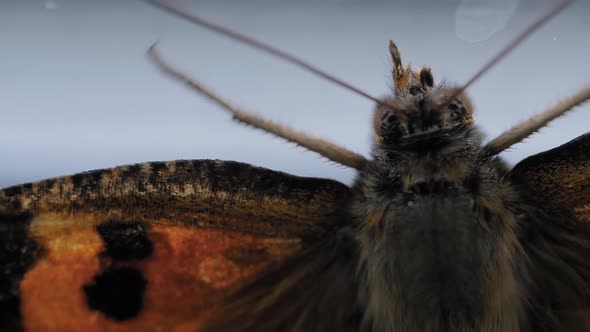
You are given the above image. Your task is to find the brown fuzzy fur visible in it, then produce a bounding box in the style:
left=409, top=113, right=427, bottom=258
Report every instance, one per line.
left=204, top=81, right=590, bottom=331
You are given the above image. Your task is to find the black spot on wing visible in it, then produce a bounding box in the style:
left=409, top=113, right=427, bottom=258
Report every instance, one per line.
left=83, top=220, right=154, bottom=321
left=83, top=267, right=147, bottom=321
left=0, top=296, right=22, bottom=332
left=96, top=221, right=153, bottom=261
left=0, top=213, right=44, bottom=332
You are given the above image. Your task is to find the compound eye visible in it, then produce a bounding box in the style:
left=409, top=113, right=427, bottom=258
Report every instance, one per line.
left=447, top=99, right=468, bottom=120
left=376, top=110, right=407, bottom=140
left=380, top=112, right=398, bottom=132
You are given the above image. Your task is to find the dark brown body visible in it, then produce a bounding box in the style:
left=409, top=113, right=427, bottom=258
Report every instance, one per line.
left=353, top=133, right=588, bottom=331
left=354, top=127, right=526, bottom=331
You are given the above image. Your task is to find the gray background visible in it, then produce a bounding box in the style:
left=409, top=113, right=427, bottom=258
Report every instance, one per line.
left=1, top=0, right=589, bottom=188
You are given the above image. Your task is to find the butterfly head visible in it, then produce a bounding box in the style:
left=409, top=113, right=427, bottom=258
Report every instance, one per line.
left=373, top=41, right=474, bottom=148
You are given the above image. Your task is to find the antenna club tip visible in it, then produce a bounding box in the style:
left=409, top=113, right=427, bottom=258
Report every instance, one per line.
left=147, top=42, right=159, bottom=54
left=388, top=40, right=399, bottom=53
left=146, top=42, right=162, bottom=62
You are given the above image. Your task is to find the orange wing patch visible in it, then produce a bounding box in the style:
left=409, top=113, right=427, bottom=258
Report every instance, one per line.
left=21, top=213, right=301, bottom=332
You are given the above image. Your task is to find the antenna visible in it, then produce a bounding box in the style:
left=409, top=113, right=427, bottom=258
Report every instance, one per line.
left=146, top=0, right=390, bottom=109
left=441, top=0, right=572, bottom=108
left=147, top=0, right=573, bottom=114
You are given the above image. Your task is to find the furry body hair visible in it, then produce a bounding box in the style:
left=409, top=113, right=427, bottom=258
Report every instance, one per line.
left=202, top=123, right=590, bottom=331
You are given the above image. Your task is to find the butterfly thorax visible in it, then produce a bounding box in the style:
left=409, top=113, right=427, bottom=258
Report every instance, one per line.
left=352, top=122, right=527, bottom=331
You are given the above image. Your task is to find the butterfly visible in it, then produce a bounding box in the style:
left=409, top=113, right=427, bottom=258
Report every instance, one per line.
left=2, top=0, right=590, bottom=331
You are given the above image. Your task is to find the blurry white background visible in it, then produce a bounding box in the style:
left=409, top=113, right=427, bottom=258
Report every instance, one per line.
left=1, top=0, right=589, bottom=187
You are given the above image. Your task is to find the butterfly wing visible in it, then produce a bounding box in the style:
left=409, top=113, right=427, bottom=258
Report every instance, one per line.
left=510, top=133, right=590, bottom=329
left=510, top=132, right=590, bottom=226
left=0, top=159, right=354, bottom=332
